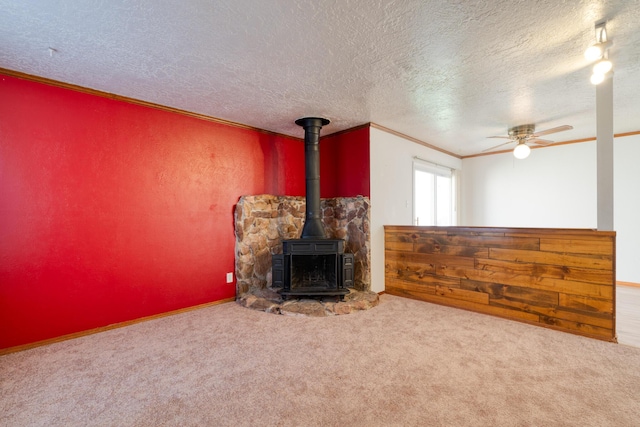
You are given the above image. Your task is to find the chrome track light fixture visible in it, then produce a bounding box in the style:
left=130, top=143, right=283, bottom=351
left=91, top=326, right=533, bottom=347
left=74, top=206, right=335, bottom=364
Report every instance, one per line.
left=585, top=22, right=613, bottom=85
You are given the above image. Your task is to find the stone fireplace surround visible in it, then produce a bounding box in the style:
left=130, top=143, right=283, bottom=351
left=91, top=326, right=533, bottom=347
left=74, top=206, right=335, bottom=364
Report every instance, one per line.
left=234, top=194, right=378, bottom=316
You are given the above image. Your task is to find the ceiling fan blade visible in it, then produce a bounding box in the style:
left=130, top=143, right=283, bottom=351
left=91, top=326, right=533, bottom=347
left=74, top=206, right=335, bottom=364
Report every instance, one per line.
left=482, top=140, right=514, bottom=152
left=532, top=125, right=573, bottom=137
left=487, top=136, right=511, bottom=139
left=529, top=138, right=554, bottom=146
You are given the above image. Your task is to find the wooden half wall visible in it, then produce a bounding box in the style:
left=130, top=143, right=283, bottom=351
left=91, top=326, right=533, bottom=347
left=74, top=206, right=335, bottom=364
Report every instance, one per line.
left=384, top=226, right=616, bottom=341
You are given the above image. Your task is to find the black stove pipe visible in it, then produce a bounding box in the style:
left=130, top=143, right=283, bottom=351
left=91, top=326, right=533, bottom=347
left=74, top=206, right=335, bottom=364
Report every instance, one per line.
left=295, top=117, right=330, bottom=239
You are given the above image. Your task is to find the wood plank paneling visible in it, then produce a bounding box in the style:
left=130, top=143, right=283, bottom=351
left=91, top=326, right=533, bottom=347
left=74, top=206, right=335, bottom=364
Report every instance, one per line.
left=489, top=247, right=613, bottom=270
left=385, top=241, right=414, bottom=252
left=384, top=226, right=616, bottom=342
left=559, top=293, right=613, bottom=314
left=435, top=285, right=490, bottom=304
left=440, top=268, right=613, bottom=298
left=461, top=280, right=560, bottom=306
left=475, top=258, right=613, bottom=285
left=415, top=243, right=489, bottom=258
left=539, top=238, right=614, bottom=255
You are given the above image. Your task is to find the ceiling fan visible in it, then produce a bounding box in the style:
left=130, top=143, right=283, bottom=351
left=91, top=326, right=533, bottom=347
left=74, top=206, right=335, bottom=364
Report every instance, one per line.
left=483, top=124, right=573, bottom=159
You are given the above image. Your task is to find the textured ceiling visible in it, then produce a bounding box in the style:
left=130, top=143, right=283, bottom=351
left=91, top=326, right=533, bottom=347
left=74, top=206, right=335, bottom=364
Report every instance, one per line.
left=1, top=0, right=639, bottom=156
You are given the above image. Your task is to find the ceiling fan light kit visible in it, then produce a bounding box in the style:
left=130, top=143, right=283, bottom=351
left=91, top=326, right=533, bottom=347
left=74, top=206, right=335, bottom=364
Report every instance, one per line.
left=585, top=22, right=613, bottom=85
left=483, top=124, right=573, bottom=158
left=513, top=143, right=531, bottom=159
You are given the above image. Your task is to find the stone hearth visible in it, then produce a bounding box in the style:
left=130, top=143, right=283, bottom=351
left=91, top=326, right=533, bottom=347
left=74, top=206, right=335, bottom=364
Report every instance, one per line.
left=238, top=287, right=379, bottom=317
left=234, top=194, right=373, bottom=316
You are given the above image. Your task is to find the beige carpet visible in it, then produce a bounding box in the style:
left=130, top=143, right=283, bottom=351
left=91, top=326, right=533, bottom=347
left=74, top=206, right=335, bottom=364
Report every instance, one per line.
left=1, top=294, right=639, bottom=426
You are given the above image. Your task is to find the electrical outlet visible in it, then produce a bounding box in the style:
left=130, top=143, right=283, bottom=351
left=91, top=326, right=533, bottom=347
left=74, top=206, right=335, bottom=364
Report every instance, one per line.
left=226, top=272, right=233, bottom=283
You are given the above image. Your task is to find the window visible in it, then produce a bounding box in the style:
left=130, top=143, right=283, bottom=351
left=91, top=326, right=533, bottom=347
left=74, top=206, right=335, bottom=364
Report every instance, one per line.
left=413, top=160, right=456, bottom=226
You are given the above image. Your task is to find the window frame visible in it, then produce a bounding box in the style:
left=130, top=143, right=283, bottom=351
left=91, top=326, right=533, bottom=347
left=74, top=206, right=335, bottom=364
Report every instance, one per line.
left=412, top=159, right=457, bottom=226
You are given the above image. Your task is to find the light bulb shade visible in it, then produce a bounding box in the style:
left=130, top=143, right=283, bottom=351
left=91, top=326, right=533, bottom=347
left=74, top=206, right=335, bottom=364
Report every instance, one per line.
left=513, top=143, right=531, bottom=159
left=593, top=59, right=612, bottom=75
left=590, top=72, right=605, bottom=85
left=584, top=44, right=604, bottom=61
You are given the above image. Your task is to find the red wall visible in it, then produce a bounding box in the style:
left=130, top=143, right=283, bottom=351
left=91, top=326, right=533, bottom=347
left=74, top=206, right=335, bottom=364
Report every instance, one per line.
left=0, top=74, right=371, bottom=350
left=320, top=126, right=370, bottom=198
left=0, top=74, right=306, bottom=349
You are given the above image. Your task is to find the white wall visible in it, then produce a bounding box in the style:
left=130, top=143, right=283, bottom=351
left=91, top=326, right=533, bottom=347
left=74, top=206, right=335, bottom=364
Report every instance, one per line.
left=461, top=135, right=640, bottom=283
left=461, top=142, right=597, bottom=228
left=369, top=127, right=462, bottom=293
left=613, top=134, right=640, bottom=283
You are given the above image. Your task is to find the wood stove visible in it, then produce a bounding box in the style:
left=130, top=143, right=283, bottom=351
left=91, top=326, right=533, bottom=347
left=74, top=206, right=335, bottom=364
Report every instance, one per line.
left=272, top=239, right=353, bottom=299
left=271, top=117, right=354, bottom=300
